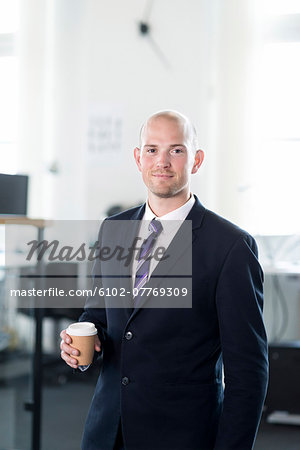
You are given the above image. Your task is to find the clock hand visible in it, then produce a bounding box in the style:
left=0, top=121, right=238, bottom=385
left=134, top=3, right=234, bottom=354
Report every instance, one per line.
left=147, top=34, right=172, bottom=70
left=143, top=0, right=155, bottom=22
left=138, top=19, right=172, bottom=70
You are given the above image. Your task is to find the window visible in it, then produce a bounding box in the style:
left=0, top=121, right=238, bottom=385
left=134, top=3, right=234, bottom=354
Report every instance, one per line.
left=249, top=2, right=300, bottom=233
left=262, top=0, right=300, bottom=16
left=0, top=0, right=19, bottom=174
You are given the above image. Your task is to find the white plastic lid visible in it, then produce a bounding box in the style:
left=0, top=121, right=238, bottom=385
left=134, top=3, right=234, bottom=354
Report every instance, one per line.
left=66, top=322, right=97, bottom=336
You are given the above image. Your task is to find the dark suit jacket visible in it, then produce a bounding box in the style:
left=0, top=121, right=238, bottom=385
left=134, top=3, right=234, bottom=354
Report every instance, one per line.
left=79, top=196, right=268, bottom=450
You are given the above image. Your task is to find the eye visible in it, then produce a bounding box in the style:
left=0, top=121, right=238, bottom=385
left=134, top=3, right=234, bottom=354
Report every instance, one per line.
left=171, top=148, right=184, bottom=154
left=146, top=148, right=157, bottom=153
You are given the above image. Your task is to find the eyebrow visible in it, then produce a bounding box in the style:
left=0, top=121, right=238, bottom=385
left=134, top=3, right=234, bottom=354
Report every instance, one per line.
left=143, top=144, right=186, bottom=148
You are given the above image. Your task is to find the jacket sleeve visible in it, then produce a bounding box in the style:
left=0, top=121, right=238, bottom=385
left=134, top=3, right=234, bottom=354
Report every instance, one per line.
left=214, top=234, right=269, bottom=450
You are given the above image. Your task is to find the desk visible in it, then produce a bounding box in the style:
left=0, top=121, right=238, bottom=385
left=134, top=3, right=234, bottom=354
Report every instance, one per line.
left=1, top=217, right=48, bottom=450
left=263, top=263, right=300, bottom=276
left=261, top=261, right=300, bottom=425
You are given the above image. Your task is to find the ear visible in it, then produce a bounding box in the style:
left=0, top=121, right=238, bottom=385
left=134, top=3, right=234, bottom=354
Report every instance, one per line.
left=134, top=147, right=142, bottom=172
left=191, top=150, right=204, bottom=174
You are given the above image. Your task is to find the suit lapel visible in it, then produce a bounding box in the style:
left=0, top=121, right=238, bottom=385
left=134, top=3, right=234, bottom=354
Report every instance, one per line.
left=127, top=196, right=206, bottom=320
left=132, top=220, right=192, bottom=310
left=117, top=204, right=145, bottom=310
left=186, top=195, right=206, bottom=243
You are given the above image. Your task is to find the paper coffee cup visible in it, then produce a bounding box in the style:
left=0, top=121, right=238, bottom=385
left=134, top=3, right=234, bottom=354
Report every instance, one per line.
left=66, top=322, right=97, bottom=365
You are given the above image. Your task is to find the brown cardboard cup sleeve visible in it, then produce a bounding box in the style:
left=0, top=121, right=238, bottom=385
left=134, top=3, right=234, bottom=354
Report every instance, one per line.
left=66, top=322, right=97, bottom=366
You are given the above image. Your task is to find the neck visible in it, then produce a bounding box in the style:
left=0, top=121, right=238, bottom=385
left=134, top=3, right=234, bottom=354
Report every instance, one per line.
left=148, top=190, right=191, bottom=217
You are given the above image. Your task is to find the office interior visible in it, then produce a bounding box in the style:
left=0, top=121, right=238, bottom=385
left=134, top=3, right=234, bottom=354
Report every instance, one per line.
left=1, top=0, right=300, bottom=449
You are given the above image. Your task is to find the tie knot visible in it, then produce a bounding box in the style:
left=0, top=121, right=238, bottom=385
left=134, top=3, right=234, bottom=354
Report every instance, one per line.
left=149, top=218, right=163, bottom=236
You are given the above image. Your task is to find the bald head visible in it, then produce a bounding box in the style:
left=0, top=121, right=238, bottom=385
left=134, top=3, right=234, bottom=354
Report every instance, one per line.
left=139, top=110, right=199, bottom=153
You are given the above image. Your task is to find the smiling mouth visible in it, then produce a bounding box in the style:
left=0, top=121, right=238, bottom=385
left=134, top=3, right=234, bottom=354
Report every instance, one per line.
left=152, top=173, right=174, bottom=178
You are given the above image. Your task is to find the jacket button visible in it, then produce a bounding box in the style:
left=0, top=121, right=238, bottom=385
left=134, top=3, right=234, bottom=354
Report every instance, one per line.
left=125, top=331, right=133, bottom=340
left=122, top=377, right=129, bottom=386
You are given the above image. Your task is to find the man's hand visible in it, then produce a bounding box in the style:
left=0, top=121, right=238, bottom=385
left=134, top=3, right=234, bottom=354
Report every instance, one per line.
left=60, top=329, right=101, bottom=369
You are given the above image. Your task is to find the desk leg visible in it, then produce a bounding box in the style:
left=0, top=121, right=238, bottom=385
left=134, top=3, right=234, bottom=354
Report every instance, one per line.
left=32, top=308, right=43, bottom=450
left=32, top=227, right=45, bottom=450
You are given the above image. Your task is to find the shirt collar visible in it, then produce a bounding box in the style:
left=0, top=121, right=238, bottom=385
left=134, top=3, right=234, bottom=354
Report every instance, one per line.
left=144, top=194, right=195, bottom=221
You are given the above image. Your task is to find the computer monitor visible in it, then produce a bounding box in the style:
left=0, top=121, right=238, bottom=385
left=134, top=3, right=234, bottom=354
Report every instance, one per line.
left=0, top=173, right=29, bottom=216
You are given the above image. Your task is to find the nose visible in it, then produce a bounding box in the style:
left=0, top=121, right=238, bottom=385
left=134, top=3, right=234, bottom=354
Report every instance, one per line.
left=156, top=151, right=171, bottom=168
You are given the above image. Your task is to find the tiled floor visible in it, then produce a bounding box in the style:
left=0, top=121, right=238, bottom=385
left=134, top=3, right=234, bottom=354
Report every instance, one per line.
left=255, top=420, right=300, bottom=450
left=42, top=373, right=300, bottom=450
left=2, top=363, right=300, bottom=450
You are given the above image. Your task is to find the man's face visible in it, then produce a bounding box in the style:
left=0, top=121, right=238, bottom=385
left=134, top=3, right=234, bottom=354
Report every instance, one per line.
left=134, top=117, right=202, bottom=199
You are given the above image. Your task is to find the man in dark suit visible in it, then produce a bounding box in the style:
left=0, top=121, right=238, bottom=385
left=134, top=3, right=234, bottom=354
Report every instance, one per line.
left=60, top=111, right=268, bottom=450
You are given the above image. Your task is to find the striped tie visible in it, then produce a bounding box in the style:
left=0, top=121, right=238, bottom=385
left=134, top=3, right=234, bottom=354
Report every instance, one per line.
left=133, top=218, right=163, bottom=307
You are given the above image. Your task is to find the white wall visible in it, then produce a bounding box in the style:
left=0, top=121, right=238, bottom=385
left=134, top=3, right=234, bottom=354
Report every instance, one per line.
left=17, top=0, right=256, bottom=226
left=18, top=0, right=88, bottom=219
left=83, top=0, right=218, bottom=219
left=17, top=0, right=223, bottom=220
left=213, top=0, right=257, bottom=225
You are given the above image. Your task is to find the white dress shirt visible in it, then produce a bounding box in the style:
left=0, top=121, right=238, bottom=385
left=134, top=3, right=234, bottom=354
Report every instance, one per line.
left=131, top=194, right=195, bottom=287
